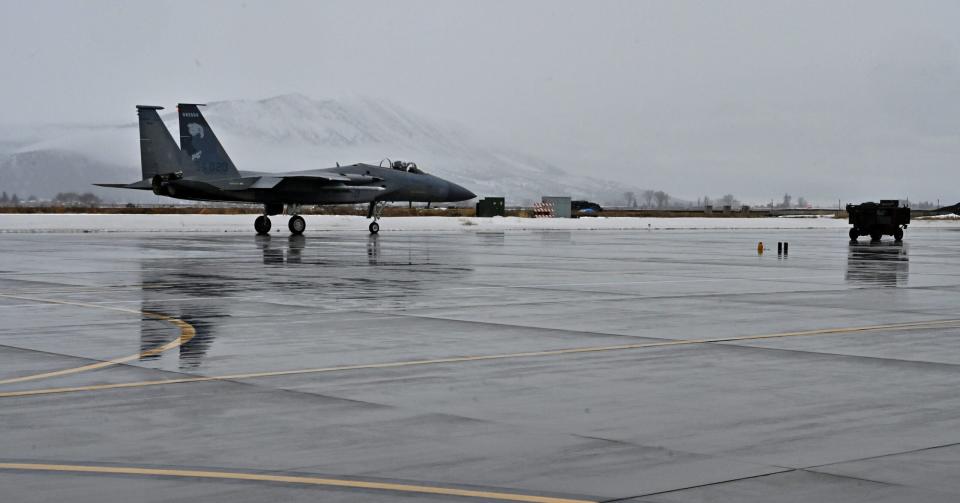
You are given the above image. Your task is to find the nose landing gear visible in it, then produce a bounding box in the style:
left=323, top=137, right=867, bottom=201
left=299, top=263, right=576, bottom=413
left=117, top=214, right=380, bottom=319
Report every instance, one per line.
left=367, top=201, right=387, bottom=234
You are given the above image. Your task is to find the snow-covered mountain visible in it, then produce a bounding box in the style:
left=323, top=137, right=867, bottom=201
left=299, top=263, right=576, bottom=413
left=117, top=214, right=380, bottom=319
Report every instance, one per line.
left=0, top=94, right=642, bottom=205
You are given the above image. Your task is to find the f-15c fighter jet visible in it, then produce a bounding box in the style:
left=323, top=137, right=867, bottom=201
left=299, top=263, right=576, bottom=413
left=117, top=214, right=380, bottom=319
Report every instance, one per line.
left=96, top=104, right=476, bottom=235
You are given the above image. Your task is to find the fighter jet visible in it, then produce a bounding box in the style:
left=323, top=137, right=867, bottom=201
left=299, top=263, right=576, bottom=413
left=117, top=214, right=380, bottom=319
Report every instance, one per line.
left=96, top=104, right=476, bottom=235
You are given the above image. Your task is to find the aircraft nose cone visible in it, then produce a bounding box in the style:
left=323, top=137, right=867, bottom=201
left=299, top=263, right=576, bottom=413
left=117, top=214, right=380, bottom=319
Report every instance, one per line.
left=447, top=182, right=476, bottom=201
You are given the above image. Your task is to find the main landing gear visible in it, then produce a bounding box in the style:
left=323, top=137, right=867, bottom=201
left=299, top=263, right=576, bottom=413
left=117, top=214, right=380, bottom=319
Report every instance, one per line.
left=288, top=215, right=306, bottom=235
left=254, top=204, right=306, bottom=236
left=367, top=200, right=387, bottom=234
left=255, top=215, right=272, bottom=235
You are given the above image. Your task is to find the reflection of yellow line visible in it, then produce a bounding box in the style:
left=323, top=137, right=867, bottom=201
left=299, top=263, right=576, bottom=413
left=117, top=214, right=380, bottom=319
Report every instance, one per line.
left=0, top=294, right=195, bottom=385
left=0, top=463, right=593, bottom=503
left=2, top=319, right=957, bottom=399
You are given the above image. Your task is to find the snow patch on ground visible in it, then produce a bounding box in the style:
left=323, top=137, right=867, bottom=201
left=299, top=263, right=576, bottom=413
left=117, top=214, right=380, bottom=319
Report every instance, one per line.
left=917, top=213, right=960, bottom=220
left=2, top=214, right=959, bottom=234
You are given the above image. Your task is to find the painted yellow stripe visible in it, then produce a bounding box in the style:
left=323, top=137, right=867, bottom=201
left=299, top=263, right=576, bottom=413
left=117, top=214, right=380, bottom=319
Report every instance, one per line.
left=0, top=294, right=195, bottom=385
left=2, top=319, right=957, bottom=399
left=0, top=463, right=594, bottom=503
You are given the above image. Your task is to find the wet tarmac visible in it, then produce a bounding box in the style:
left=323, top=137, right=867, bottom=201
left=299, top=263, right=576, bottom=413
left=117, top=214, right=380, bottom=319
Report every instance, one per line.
left=1, top=226, right=960, bottom=502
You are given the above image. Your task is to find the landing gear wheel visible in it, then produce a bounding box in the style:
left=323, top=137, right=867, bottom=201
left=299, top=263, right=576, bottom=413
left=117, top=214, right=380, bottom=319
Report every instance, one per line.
left=894, top=227, right=904, bottom=242
left=849, top=227, right=859, bottom=242
left=254, top=215, right=272, bottom=235
left=369, top=222, right=380, bottom=234
left=288, top=215, right=306, bottom=235
left=870, top=230, right=882, bottom=242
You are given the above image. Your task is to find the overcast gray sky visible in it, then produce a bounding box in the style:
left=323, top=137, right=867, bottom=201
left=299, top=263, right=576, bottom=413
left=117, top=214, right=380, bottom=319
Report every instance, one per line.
left=1, top=0, right=958, bottom=203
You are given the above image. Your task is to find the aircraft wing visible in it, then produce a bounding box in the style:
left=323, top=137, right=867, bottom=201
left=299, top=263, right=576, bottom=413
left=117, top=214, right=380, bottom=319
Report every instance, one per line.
left=930, top=203, right=960, bottom=216
left=218, top=173, right=381, bottom=191
left=270, top=172, right=384, bottom=184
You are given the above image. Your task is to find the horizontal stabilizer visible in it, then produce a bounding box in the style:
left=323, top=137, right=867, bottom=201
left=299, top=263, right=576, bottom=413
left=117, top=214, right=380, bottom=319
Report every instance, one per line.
left=93, top=180, right=153, bottom=190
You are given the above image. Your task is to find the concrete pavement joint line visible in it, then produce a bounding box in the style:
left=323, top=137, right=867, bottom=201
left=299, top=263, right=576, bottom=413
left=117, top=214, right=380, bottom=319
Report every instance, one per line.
left=0, top=294, right=195, bottom=385
left=3, top=319, right=960, bottom=399
left=596, top=469, right=798, bottom=502
left=802, top=439, right=960, bottom=472
left=0, top=463, right=594, bottom=503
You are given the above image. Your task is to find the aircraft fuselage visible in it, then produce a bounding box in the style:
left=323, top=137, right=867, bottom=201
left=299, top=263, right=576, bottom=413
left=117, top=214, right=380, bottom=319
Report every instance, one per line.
left=160, top=163, right=474, bottom=206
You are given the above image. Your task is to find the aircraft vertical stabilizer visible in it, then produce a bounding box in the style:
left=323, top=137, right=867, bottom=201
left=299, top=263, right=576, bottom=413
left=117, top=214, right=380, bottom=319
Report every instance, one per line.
left=137, top=105, right=194, bottom=181
left=177, top=104, right=241, bottom=180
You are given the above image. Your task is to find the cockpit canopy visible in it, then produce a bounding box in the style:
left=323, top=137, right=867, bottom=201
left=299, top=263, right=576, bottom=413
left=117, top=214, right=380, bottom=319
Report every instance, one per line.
left=390, top=160, right=424, bottom=174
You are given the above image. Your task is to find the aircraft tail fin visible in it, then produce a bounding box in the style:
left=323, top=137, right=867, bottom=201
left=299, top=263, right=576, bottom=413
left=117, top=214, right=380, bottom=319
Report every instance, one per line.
left=137, top=105, right=195, bottom=181
left=177, top=103, right=241, bottom=179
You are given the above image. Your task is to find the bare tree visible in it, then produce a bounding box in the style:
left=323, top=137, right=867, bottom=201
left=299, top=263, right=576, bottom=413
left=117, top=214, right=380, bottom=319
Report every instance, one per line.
left=78, top=192, right=102, bottom=206
left=623, top=191, right=637, bottom=208
left=642, top=190, right=656, bottom=208
left=654, top=191, right=670, bottom=208
left=719, top=194, right=738, bottom=207
left=797, top=196, right=808, bottom=208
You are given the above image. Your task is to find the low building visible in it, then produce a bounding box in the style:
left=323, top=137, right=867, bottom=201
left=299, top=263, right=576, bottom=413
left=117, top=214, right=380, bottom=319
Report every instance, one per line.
left=542, top=196, right=572, bottom=218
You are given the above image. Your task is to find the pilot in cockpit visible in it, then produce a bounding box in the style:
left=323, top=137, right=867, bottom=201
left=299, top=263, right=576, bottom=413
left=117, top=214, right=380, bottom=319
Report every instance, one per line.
left=390, top=160, right=423, bottom=174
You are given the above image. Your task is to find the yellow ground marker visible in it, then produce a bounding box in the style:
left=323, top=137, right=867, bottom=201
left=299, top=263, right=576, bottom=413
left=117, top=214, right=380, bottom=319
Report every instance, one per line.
left=2, top=318, right=957, bottom=399
left=0, top=294, right=195, bottom=385
left=0, top=462, right=594, bottom=503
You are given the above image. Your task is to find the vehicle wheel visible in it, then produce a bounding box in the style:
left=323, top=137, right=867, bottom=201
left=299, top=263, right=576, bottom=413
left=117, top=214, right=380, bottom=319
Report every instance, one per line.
left=288, top=215, right=306, bottom=235
left=255, top=215, right=271, bottom=235
left=849, top=227, right=859, bottom=241
left=369, top=222, right=379, bottom=234
left=870, top=230, right=882, bottom=242
left=893, top=227, right=904, bottom=242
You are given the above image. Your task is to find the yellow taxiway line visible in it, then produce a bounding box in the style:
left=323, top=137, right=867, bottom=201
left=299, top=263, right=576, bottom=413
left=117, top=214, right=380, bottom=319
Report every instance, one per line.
left=0, top=462, right=594, bottom=503
left=0, top=294, right=195, bottom=385
left=2, top=318, right=957, bottom=399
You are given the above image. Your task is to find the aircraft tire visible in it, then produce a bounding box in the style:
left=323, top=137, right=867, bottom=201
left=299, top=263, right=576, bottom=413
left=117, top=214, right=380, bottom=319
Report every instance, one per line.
left=369, top=222, right=380, bottom=234
left=255, top=215, right=271, bottom=235
left=894, top=227, right=904, bottom=242
left=288, top=215, right=306, bottom=235
left=849, top=227, right=859, bottom=241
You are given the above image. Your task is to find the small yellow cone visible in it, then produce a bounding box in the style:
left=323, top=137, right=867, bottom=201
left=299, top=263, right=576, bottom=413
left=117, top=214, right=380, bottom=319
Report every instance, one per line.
left=757, top=241, right=764, bottom=254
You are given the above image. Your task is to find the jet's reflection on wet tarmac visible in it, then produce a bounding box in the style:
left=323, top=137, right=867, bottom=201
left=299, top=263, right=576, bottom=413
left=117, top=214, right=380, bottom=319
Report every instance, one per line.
left=367, top=234, right=380, bottom=265
left=845, top=242, right=909, bottom=287
left=139, top=267, right=228, bottom=369
left=134, top=233, right=471, bottom=369
left=257, top=235, right=308, bottom=265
